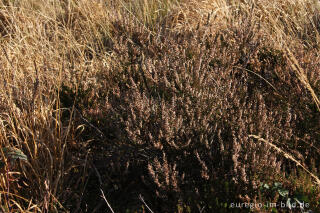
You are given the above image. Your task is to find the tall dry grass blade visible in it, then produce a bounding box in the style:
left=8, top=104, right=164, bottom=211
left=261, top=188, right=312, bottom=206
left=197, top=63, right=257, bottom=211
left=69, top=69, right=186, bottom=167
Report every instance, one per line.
left=100, top=188, right=115, bottom=213
left=139, top=194, right=154, bottom=213
left=284, top=47, right=320, bottom=112
left=249, top=134, right=320, bottom=186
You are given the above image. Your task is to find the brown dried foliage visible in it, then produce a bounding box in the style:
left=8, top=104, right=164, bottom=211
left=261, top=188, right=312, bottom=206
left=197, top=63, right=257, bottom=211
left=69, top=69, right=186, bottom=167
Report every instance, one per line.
left=0, top=0, right=320, bottom=212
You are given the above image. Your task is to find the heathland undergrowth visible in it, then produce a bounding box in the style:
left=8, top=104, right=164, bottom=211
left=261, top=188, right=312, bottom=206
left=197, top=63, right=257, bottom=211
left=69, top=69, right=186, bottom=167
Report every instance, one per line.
left=0, top=0, right=319, bottom=212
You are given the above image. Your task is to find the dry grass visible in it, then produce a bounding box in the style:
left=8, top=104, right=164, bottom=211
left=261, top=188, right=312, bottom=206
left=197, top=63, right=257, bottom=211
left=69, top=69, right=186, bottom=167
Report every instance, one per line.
left=0, top=0, right=319, bottom=212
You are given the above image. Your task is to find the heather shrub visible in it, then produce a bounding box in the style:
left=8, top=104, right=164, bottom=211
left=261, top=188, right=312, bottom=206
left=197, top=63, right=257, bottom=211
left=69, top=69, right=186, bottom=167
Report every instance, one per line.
left=72, top=15, right=312, bottom=211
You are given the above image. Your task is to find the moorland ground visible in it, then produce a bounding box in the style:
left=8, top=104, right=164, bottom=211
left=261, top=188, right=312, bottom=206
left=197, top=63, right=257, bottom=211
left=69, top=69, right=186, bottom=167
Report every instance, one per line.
left=0, top=0, right=320, bottom=212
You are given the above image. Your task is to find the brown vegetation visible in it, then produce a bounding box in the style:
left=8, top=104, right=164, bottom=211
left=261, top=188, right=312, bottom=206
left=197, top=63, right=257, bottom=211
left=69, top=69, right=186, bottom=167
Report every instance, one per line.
left=0, top=0, right=319, bottom=212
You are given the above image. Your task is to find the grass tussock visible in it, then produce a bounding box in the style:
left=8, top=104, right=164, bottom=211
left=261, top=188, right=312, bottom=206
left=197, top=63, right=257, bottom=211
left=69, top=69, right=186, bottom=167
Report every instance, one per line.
left=0, top=0, right=319, bottom=212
